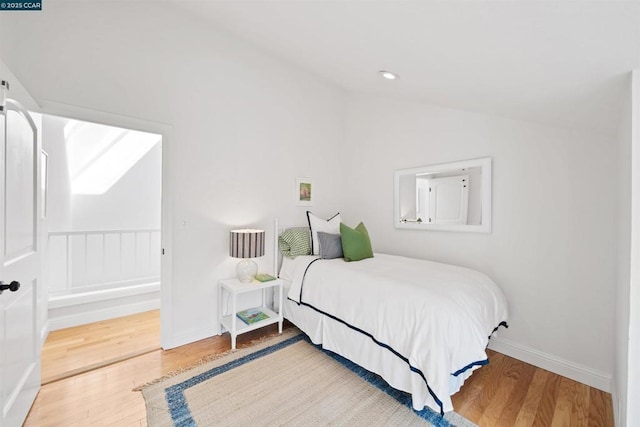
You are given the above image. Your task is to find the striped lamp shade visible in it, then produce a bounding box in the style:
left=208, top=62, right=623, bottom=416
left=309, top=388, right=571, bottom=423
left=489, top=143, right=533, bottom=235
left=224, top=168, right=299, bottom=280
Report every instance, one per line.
left=229, top=229, right=265, bottom=259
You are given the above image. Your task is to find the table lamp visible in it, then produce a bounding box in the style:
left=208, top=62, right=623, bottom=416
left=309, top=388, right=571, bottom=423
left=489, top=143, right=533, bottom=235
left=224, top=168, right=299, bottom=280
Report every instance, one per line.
left=229, top=229, right=265, bottom=282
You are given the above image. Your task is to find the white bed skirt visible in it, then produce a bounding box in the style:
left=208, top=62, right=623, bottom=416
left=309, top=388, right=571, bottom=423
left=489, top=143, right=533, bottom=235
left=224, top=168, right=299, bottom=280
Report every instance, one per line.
left=282, top=281, right=474, bottom=413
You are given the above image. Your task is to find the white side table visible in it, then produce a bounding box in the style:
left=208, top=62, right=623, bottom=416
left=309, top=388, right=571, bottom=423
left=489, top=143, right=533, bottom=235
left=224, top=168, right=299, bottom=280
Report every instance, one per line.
left=218, top=277, right=283, bottom=350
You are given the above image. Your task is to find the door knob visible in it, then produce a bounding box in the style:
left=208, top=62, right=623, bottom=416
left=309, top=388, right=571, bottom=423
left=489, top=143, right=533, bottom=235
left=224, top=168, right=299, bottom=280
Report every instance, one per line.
left=0, top=281, right=20, bottom=294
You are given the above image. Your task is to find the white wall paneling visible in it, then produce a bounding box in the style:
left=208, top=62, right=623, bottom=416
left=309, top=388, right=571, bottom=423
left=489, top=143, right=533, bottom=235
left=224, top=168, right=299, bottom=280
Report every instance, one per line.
left=48, top=283, right=160, bottom=330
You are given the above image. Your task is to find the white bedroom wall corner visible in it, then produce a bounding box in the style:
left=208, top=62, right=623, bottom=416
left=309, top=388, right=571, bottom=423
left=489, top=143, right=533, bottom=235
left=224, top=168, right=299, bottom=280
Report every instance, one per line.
left=625, top=68, right=640, bottom=427
left=0, top=57, right=39, bottom=112
left=613, top=71, right=632, bottom=427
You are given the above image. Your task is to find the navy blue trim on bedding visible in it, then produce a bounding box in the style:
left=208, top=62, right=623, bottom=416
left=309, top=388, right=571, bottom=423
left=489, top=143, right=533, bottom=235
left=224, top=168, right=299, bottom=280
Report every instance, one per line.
left=447, top=322, right=509, bottom=377
left=298, top=257, right=322, bottom=302
left=451, top=321, right=509, bottom=377
left=297, top=298, right=445, bottom=415
left=491, top=321, right=509, bottom=336
left=293, top=258, right=447, bottom=414
left=290, top=257, right=507, bottom=416
left=451, top=359, right=489, bottom=377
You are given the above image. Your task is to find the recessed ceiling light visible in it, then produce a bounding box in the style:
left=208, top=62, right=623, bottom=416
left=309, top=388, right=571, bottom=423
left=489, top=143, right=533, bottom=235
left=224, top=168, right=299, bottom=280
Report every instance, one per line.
left=379, top=71, right=399, bottom=80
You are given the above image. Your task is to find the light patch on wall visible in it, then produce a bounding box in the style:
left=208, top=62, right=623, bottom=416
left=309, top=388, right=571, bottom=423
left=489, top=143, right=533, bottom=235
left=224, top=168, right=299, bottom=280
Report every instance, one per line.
left=63, top=118, right=161, bottom=195
left=71, top=130, right=160, bottom=195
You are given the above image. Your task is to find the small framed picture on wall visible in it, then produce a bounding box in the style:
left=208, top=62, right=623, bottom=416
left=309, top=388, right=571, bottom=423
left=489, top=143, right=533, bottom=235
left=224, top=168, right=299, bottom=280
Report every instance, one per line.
left=296, top=177, right=313, bottom=206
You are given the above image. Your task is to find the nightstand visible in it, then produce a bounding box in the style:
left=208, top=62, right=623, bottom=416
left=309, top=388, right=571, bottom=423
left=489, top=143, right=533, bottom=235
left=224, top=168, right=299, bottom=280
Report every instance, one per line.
left=218, top=277, right=283, bottom=350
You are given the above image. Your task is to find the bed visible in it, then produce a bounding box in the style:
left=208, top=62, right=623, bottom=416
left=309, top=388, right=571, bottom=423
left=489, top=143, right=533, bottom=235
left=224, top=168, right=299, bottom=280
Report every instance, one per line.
left=275, top=220, right=508, bottom=415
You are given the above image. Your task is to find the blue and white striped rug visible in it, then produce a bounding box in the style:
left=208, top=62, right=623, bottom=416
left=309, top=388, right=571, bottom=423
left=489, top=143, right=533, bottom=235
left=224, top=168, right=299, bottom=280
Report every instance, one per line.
left=139, top=329, right=476, bottom=426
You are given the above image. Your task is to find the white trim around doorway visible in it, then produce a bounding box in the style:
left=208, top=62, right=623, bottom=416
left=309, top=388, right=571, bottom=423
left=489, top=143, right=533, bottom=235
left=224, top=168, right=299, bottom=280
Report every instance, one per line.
left=37, top=100, right=174, bottom=349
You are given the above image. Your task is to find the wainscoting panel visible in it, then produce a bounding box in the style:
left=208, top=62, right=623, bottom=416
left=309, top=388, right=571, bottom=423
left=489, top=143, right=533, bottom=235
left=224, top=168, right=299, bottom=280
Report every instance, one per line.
left=48, top=283, right=160, bottom=330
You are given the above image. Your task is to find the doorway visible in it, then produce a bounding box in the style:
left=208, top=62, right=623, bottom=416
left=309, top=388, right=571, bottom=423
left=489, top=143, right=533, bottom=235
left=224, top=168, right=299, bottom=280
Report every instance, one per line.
left=37, top=113, right=164, bottom=381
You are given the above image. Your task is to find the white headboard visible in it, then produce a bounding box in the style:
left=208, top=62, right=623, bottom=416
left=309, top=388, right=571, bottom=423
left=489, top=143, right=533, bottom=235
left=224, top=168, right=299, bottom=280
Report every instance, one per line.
left=273, top=218, right=308, bottom=276
left=273, top=218, right=281, bottom=275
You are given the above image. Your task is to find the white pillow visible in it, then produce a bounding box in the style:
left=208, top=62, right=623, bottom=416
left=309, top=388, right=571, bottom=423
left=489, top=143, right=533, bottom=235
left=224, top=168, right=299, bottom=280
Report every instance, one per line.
left=307, top=211, right=341, bottom=255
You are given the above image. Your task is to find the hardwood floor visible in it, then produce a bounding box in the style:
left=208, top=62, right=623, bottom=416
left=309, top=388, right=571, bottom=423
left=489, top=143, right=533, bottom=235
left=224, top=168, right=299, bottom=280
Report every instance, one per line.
left=28, top=313, right=614, bottom=426
left=451, top=350, right=613, bottom=426
left=41, top=310, right=161, bottom=384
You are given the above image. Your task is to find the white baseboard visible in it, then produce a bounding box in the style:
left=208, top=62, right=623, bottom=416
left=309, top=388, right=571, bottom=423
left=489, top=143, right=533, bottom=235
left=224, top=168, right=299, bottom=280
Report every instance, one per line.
left=488, top=336, right=612, bottom=392
left=163, top=325, right=220, bottom=350
left=48, top=299, right=160, bottom=331
left=49, top=282, right=160, bottom=309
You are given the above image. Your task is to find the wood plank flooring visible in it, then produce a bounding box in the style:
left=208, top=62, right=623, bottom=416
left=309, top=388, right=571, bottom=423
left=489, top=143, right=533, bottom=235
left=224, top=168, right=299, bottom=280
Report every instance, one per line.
left=41, top=310, right=161, bottom=384
left=451, top=350, right=613, bottom=426
left=29, top=312, right=614, bottom=426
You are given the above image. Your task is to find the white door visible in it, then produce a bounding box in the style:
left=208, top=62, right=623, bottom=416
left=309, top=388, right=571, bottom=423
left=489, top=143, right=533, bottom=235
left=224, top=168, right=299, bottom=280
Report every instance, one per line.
left=415, top=178, right=430, bottom=222
left=428, top=175, right=469, bottom=225
left=0, top=86, right=41, bottom=426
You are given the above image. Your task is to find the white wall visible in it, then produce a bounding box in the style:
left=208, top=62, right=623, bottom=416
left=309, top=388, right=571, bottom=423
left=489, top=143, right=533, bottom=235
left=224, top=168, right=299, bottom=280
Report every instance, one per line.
left=343, top=94, right=618, bottom=390
left=41, top=114, right=162, bottom=232
left=0, top=1, right=347, bottom=347
left=71, top=142, right=162, bottom=231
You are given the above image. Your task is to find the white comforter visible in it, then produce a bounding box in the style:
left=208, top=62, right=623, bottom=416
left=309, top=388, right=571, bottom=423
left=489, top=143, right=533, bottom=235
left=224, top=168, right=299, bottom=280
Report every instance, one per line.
left=287, top=253, right=508, bottom=413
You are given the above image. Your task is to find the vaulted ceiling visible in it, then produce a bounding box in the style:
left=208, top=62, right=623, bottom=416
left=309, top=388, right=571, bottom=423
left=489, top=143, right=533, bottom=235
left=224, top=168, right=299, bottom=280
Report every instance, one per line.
left=1, top=1, right=638, bottom=135
left=172, top=1, right=640, bottom=134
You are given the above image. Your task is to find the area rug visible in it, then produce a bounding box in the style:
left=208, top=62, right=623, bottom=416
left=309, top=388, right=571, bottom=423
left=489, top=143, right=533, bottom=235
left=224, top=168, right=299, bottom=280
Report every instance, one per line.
left=139, top=329, right=477, bottom=426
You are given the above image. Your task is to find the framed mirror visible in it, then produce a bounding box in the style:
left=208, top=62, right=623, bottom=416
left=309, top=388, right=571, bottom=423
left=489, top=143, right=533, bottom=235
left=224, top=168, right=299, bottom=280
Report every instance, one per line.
left=394, top=157, right=492, bottom=232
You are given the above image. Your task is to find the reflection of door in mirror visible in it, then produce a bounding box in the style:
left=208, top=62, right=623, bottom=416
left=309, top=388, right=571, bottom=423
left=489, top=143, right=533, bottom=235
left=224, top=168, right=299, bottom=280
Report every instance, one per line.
left=428, top=175, right=469, bottom=225
left=394, top=157, right=491, bottom=232
left=416, top=177, right=429, bottom=222
left=399, top=174, right=417, bottom=220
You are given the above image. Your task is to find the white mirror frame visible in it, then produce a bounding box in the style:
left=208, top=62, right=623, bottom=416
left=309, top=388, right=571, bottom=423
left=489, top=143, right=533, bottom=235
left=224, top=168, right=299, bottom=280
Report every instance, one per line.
left=394, top=157, right=492, bottom=233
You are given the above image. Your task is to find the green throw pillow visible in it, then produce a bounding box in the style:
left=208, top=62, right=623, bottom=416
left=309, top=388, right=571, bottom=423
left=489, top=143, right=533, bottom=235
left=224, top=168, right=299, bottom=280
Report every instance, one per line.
left=340, top=222, right=374, bottom=262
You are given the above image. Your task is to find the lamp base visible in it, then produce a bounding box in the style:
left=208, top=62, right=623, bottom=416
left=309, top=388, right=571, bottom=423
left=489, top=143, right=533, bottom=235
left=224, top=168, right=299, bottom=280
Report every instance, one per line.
left=236, top=259, right=258, bottom=283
